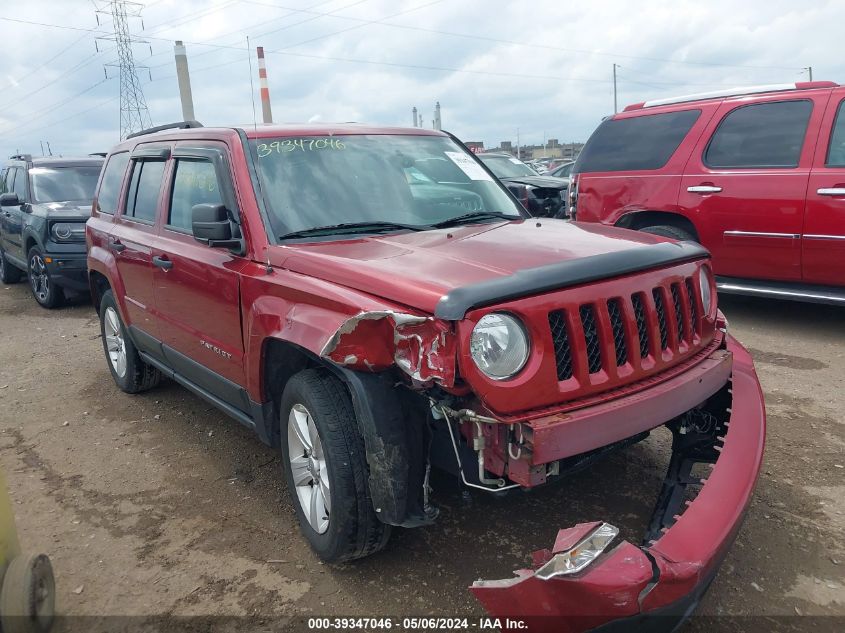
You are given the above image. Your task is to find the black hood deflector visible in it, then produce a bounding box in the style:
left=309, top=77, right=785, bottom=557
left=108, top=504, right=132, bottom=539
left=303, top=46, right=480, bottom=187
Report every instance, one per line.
left=434, top=241, right=709, bottom=320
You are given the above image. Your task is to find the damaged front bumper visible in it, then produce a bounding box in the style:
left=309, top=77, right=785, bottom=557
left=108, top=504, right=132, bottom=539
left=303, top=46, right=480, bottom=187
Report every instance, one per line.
left=470, top=335, right=765, bottom=632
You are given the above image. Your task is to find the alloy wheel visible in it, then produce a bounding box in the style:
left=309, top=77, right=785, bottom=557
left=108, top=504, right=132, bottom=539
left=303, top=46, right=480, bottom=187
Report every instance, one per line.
left=29, top=253, right=50, bottom=302
left=104, top=306, right=127, bottom=378
left=287, top=403, right=331, bottom=534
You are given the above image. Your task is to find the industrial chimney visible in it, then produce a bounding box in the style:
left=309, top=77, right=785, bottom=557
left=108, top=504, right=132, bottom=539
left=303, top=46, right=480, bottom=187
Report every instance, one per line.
left=257, top=46, right=273, bottom=124
left=174, top=40, right=195, bottom=121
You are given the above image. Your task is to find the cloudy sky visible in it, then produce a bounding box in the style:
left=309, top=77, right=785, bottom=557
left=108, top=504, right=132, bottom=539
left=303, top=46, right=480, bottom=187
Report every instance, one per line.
left=0, top=0, right=841, bottom=157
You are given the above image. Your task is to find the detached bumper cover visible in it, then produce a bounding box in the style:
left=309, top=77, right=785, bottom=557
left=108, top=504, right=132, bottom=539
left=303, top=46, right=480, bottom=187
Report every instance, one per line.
left=470, top=336, right=765, bottom=632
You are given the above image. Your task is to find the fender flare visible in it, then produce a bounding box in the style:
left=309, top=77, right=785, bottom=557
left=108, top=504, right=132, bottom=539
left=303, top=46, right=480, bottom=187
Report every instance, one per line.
left=86, top=245, right=129, bottom=320
left=257, top=334, right=435, bottom=528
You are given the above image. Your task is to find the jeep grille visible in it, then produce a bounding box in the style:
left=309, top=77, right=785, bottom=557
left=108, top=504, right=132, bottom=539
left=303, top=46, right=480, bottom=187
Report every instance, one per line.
left=548, top=276, right=700, bottom=381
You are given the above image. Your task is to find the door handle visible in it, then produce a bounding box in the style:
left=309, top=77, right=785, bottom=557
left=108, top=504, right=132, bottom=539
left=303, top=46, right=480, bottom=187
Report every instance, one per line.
left=816, top=187, right=845, bottom=196
left=152, top=255, right=173, bottom=270
left=687, top=185, right=723, bottom=194
left=108, top=240, right=126, bottom=253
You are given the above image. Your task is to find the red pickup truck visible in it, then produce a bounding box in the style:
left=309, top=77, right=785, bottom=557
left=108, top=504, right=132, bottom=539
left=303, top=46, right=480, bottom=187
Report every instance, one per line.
left=86, top=121, right=765, bottom=631
left=569, top=81, right=845, bottom=305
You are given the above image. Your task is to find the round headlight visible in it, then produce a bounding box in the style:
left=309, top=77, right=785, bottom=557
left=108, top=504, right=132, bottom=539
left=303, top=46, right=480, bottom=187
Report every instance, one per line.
left=470, top=313, right=529, bottom=380
left=699, top=266, right=713, bottom=315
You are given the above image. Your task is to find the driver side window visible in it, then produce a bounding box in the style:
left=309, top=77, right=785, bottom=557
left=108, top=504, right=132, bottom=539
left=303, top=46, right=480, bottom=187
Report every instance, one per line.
left=167, top=159, right=223, bottom=233
left=12, top=169, right=28, bottom=201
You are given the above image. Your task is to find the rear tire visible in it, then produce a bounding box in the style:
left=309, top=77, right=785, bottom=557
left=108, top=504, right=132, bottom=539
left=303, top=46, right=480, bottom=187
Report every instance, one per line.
left=0, top=554, right=55, bottom=633
left=26, top=247, right=63, bottom=309
left=639, top=224, right=695, bottom=242
left=0, top=248, right=23, bottom=284
left=99, top=289, right=161, bottom=393
left=280, top=369, right=390, bottom=563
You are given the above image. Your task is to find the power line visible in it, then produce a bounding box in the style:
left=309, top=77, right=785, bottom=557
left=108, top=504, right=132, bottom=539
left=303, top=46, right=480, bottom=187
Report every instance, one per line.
left=146, top=0, right=364, bottom=69
left=0, top=78, right=114, bottom=136
left=0, top=32, right=92, bottom=92
left=150, top=0, right=449, bottom=80
left=1, top=94, right=119, bottom=141
left=270, top=0, right=443, bottom=51
left=239, top=0, right=805, bottom=71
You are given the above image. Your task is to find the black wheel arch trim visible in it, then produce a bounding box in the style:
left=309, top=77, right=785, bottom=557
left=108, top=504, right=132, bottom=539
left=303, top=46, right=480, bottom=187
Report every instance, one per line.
left=122, top=326, right=434, bottom=528
left=435, top=240, right=710, bottom=320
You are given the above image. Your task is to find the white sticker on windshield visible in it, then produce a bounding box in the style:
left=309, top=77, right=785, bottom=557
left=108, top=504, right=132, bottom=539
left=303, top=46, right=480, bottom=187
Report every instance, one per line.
left=509, top=158, right=522, bottom=164
left=445, top=151, right=493, bottom=181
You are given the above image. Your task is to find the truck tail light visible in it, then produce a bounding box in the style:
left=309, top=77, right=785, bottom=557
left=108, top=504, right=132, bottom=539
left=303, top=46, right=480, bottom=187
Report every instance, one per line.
left=568, top=175, right=578, bottom=220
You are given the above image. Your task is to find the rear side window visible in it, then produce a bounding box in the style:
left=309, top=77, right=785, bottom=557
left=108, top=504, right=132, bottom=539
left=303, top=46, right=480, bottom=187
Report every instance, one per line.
left=97, top=152, right=130, bottom=214
left=576, top=109, right=701, bottom=172
left=705, top=100, right=812, bottom=169
left=124, top=160, right=165, bottom=224
left=167, top=159, right=222, bottom=232
left=826, top=99, right=845, bottom=167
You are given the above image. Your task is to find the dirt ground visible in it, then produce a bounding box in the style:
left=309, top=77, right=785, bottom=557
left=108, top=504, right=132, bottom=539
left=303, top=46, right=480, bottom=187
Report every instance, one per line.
left=0, top=281, right=843, bottom=632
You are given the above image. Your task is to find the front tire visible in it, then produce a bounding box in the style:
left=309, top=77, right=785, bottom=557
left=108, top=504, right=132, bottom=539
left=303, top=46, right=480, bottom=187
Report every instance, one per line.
left=0, top=247, right=23, bottom=284
left=280, top=369, right=390, bottom=563
left=99, top=290, right=161, bottom=393
left=27, top=247, right=63, bottom=309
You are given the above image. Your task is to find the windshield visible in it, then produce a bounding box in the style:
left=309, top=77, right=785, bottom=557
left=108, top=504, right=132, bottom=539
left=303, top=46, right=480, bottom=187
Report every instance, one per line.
left=251, top=135, right=522, bottom=238
left=478, top=155, right=537, bottom=178
left=29, top=165, right=102, bottom=203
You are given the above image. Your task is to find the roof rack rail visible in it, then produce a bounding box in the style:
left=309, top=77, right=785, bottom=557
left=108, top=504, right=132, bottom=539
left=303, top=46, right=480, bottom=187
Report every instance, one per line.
left=89, top=152, right=107, bottom=157
left=625, top=81, right=839, bottom=111
left=8, top=153, right=33, bottom=162
left=126, top=120, right=203, bottom=140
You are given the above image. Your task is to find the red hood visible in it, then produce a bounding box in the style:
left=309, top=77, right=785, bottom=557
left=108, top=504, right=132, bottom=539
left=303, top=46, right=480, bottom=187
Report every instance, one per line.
left=274, top=220, right=670, bottom=315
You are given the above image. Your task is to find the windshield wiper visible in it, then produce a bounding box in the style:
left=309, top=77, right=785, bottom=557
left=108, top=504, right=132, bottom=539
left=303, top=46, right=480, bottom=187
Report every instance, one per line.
left=430, top=211, right=520, bottom=229
left=279, top=221, right=429, bottom=240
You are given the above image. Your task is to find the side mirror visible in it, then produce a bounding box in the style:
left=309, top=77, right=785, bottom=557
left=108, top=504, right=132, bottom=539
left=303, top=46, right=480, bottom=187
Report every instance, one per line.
left=0, top=192, right=20, bottom=206
left=192, top=203, right=232, bottom=242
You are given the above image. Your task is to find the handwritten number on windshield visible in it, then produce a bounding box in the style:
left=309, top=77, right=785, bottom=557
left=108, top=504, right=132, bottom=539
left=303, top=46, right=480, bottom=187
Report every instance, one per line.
left=257, top=138, right=346, bottom=157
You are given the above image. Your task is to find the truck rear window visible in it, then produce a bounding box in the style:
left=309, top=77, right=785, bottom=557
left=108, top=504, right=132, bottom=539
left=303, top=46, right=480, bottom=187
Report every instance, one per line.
left=576, top=109, right=701, bottom=173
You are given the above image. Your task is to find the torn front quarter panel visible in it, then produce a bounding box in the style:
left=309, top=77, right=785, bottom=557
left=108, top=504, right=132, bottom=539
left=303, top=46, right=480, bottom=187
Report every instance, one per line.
left=470, top=337, right=766, bottom=633
left=320, top=310, right=456, bottom=386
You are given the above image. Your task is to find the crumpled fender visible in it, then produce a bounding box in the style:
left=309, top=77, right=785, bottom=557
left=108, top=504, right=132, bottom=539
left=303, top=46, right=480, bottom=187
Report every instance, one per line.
left=319, top=310, right=456, bottom=386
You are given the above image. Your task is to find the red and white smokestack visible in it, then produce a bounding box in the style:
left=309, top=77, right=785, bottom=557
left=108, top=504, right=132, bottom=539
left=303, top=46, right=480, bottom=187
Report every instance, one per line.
left=257, top=46, right=273, bottom=124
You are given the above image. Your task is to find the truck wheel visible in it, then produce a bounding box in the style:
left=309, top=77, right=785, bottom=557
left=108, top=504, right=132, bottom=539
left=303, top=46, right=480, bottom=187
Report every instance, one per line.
left=639, top=224, right=695, bottom=242
left=99, top=290, right=161, bottom=394
left=0, top=554, right=55, bottom=633
left=0, top=247, right=22, bottom=284
left=280, top=369, right=390, bottom=563
left=27, top=247, right=63, bottom=309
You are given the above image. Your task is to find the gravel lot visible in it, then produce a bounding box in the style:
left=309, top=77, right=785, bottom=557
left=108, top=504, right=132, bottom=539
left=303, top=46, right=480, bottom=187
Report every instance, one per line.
left=0, top=281, right=843, bottom=631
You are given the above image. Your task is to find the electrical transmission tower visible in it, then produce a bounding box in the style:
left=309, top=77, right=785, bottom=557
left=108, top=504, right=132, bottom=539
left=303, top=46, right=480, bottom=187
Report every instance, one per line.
left=95, top=1, right=152, bottom=139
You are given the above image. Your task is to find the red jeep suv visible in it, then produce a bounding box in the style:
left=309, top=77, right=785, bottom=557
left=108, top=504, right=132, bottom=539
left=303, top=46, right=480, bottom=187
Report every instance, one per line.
left=87, top=121, right=765, bottom=631
left=570, top=81, right=845, bottom=305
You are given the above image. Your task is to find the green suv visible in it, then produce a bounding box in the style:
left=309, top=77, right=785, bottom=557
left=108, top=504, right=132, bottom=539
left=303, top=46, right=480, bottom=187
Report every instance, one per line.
left=0, top=154, right=103, bottom=308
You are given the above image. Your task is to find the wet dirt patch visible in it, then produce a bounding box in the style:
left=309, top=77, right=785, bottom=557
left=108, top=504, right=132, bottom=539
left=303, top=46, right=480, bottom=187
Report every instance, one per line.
left=748, top=348, right=828, bottom=371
